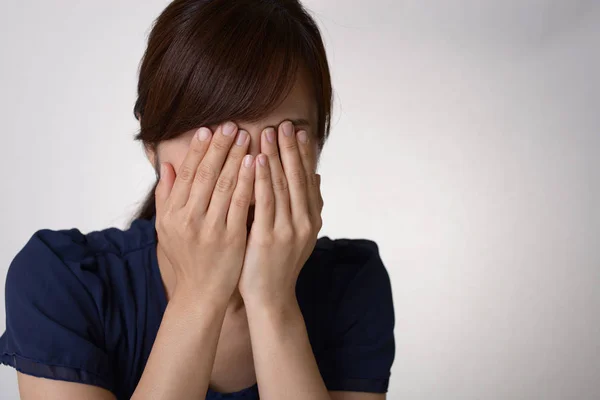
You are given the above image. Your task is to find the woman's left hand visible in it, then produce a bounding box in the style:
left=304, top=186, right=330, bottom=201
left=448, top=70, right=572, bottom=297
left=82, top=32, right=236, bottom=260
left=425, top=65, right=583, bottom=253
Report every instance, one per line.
left=238, top=121, right=323, bottom=308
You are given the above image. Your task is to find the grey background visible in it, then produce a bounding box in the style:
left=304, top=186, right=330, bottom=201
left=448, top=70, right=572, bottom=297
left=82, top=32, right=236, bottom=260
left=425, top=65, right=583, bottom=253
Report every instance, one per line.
left=0, top=1, right=598, bottom=399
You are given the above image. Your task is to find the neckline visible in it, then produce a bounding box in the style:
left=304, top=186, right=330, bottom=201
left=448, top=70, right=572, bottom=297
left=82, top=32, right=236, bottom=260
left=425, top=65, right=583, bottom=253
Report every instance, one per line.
left=146, top=215, right=259, bottom=398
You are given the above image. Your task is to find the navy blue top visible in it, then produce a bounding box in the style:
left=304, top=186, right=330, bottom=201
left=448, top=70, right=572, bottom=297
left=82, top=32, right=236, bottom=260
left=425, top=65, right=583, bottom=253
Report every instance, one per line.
left=0, top=216, right=395, bottom=399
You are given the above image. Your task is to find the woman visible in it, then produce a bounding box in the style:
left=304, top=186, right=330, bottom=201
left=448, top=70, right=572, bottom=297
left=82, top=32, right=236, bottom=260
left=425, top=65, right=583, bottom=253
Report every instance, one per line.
left=0, top=0, right=395, bottom=399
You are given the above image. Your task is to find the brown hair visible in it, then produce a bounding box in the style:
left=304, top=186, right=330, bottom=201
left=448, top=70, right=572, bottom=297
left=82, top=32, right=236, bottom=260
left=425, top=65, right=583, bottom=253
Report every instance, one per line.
left=132, top=0, right=333, bottom=222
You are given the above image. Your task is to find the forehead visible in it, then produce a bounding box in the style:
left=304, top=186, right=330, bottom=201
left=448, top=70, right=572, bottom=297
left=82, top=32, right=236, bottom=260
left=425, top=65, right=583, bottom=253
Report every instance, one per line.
left=242, top=69, right=317, bottom=130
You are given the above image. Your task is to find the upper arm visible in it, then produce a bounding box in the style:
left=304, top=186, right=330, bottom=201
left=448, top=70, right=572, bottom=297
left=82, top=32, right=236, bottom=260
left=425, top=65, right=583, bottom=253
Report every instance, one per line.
left=318, top=239, right=395, bottom=394
left=329, top=391, right=386, bottom=400
left=18, top=373, right=116, bottom=400
left=0, top=231, right=114, bottom=394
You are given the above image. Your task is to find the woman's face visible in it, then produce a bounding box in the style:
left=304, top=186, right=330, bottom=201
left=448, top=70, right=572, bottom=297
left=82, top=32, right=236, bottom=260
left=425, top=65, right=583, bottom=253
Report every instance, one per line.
left=146, top=72, right=319, bottom=206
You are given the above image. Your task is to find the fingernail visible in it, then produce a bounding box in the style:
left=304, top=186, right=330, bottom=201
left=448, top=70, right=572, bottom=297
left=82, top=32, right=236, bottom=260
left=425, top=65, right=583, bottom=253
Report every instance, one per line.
left=258, top=154, right=268, bottom=166
left=244, top=154, right=254, bottom=167
left=222, top=121, right=237, bottom=136
left=297, top=130, right=308, bottom=144
left=283, top=121, right=293, bottom=137
left=236, top=130, right=248, bottom=146
left=265, top=128, right=276, bottom=143
left=197, top=127, right=211, bottom=141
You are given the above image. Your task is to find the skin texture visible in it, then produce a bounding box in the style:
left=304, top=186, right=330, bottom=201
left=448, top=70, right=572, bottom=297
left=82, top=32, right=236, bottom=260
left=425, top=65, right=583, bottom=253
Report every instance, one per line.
left=16, top=74, right=386, bottom=400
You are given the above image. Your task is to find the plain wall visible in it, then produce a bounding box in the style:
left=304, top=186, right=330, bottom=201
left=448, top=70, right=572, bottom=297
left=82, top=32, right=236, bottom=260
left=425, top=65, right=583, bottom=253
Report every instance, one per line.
left=0, top=1, right=598, bottom=399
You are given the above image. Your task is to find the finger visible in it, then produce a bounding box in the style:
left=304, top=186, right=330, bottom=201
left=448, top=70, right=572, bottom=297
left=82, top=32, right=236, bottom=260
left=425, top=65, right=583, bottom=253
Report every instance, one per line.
left=155, top=162, right=176, bottom=217
left=206, top=129, right=250, bottom=224
left=186, top=121, right=238, bottom=213
left=296, top=129, right=320, bottom=219
left=278, top=121, right=309, bottom=221
left=254, top=154, right=275, bottom=230
left=227, top=154, right=255, bottom=230
left=168, top=127, right=213, bottom=209
left=261, top=127, right=291, bottom=224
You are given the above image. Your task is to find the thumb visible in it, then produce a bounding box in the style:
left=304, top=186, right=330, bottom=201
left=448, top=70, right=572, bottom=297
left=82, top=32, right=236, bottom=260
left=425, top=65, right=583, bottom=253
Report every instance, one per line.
left=155, top=162, right=175, bottom=215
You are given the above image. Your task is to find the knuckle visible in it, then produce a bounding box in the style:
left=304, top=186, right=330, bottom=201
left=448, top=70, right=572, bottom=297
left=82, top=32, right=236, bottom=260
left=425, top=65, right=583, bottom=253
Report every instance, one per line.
left=299, top=147, right=310, bottom=159
left=222, top=230, right=238, bottom=245
left=258, top=196, right=274, bottom=210
left=227, top=151, right=244, bottom=164
left=256, top=171, right=271, bottom=182
left=155, top=217, right=167, bottom=234
left=256, top=196, right=275, bottom=210
left=289, top=169, right=306, bottom=185
left=239, top=168, right=254, bottom=182
left=281, top=139, right=298, bottom=151
left=278, top=226, right=294, bottom=242
left=265, top=148, right=279, bottom=158
left=256, top=233, right=274, bottom=247
left=232, top=193, right=251, bottom=209
left=180, top=213, right=197, bottom=233
left=215, top=175, right=235, bottom=193
left=298, top=220, right=313, bottom=236
left=201, top=217, right=221, bottom=238
left=226, top=228, right=245, bottom=243
left=271, top=176, right=288, bottom=192
left=178, top=165, right=196, bottom=182
left=195, top=163, right=218, bottom=184
left=189, top=139, right=205, bottom=154
left=211, top=138, right=231, bottom=152
left=201, top=232, right=219, bottom=246
left=307, top=173, right=319, bottom=188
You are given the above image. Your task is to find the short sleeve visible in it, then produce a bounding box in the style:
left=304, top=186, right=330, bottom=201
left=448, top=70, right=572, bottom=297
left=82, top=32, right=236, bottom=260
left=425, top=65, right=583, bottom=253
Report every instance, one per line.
left=318, top=240, right=396, bottom=393
left=0, top=230, right=114, bottom=392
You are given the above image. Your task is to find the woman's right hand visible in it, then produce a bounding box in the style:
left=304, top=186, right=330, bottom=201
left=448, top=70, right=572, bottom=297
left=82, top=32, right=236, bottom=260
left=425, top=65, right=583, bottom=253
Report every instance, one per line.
left=154, top=122, right=254, bottom=305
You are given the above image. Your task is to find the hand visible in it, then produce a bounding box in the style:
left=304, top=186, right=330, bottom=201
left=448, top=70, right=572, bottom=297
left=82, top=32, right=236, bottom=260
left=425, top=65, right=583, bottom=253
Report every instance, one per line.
left=155, top=122, right=255, bottom=305
left=238, top=121, right=324, bottom=308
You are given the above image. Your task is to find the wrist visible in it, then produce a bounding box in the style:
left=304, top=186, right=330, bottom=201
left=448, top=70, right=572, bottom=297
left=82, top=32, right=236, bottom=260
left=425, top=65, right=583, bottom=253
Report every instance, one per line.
left=170, top=284, right=230, bottom=316
left=245, top=296, right=304, bottom=338
left=244, top=292, right=300, bottom=318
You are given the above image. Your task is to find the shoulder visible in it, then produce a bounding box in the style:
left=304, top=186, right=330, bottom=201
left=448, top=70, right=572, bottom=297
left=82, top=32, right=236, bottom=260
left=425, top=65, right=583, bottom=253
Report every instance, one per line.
left=298, top=235, right=394, bottom=338
left=0, top=218, right=158, bottom=393
left=300, top=236, right=392, bottom=302
left=4, top=218, right=159, bottom=333
left=300, top=236, right=395, bottom=393
left=6, top=218, right=157, bottom=295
